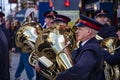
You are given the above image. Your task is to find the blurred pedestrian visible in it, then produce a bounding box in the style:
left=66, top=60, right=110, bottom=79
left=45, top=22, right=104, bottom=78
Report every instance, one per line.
left=5, top=18, right=13, bottom=68
left=0, top=12, right=10, bottom=80
left=0, top=13, right=11, bottom=51
left=11, top=19, right=20, bottom=53
left=0, top=12, right=12, bottom=69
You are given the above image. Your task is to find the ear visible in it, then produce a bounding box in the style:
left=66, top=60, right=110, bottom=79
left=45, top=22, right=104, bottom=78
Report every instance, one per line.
left=87, top=29, right=91, bottom=33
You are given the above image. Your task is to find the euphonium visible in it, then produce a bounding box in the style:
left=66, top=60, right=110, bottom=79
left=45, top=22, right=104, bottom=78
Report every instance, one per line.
left=100, top=37, right=120, bottom=80
left=15, top=21, right=42, bottom=53
left=29, top=24, right=76, bottom=80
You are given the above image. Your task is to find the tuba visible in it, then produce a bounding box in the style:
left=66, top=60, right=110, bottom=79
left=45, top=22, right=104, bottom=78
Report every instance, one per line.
left=15, top=21, right=42, bottom=53
left=100, top=37, right=120, bottom=80
left=29, top=24, right=76, bottom=80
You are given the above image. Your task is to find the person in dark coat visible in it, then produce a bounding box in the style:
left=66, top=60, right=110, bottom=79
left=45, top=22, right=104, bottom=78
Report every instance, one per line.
left=10, top=19, right=20, bottom=53
left=0, top=12, right=10, bottom=80
left=0, top=12, right=11, bottom=50
left=56, top=14, right=106, bottom=80
left=0, top=12, right=12, bottom=68
left=103, top=27, right=120, bottom=65
left=95, top=9, right=117, bottom=38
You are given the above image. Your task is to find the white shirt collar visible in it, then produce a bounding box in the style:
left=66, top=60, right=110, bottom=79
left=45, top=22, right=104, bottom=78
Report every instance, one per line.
left=81, top=39, right=89, bottom=46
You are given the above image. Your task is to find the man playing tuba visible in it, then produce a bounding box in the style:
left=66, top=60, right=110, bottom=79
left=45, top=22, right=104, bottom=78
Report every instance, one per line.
left=34, top=10, right=58, bottom=80
left=56, top=14, right=105, bottom=80
left=34, top=14, right=74, bottom=80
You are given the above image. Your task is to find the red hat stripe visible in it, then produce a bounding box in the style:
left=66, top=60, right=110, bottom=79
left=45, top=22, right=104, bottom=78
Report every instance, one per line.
left=80, top=20, right=100, bottom=31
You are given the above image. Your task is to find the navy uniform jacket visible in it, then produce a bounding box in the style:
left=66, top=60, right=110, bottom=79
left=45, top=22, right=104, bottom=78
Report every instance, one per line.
left=104, top=48, right=120, bottom=66
left=98, top=24, right=117, bottom=38
left=56, top=38, right=105, bottom=80
left=0, top=27, right=10, bottom=80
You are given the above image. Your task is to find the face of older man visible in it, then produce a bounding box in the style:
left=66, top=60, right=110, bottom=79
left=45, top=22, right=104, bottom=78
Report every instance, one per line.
left=75, top=27, right=90, bottom=42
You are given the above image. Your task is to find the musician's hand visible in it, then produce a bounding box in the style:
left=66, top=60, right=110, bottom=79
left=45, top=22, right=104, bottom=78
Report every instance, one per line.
left=34, top=62, right=41, bottom=72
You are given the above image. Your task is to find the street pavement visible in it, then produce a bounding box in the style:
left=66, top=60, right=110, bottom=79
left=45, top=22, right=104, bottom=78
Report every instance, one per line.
left=10, top=53, right=36, bottom=80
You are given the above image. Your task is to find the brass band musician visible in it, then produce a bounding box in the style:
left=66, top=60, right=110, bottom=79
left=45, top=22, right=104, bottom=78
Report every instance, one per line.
left=34, top=10, right=58, bottom=80
left=103, top=27, right=120, bottom=80
left=34, top=14, right=72, bottom=80
left=56, top=14, right=105, bottom=80
left=104, top=27, right=120, bottom=65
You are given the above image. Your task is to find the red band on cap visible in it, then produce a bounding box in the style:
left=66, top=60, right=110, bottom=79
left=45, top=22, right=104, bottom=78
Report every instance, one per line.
left=80, top=20, right=100, bottom=31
